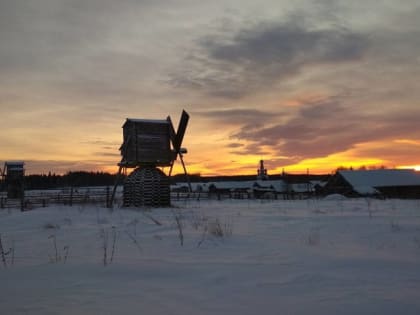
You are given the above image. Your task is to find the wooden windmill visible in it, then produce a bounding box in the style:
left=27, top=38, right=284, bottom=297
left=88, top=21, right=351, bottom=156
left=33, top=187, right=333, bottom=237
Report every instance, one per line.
left=109, top=110, right=190, bottom=207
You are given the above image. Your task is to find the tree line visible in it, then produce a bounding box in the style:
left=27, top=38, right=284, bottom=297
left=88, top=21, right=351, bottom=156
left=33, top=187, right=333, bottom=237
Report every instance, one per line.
left=2, top=170, right=333, bottom=191
left=23, top=171, right=118, bottom=190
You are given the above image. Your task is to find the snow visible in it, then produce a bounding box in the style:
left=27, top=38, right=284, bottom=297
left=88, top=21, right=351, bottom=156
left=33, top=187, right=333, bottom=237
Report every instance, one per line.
left=1, top=198, right=420, bottom=314
left=323, top=194, right=347, bottom=201
left=352, top=185, right=380, bottom=195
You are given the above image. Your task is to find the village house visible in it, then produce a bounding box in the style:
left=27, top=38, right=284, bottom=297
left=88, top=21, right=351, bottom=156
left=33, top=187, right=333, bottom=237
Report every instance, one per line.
left=324, top=169, right=420, bottom=198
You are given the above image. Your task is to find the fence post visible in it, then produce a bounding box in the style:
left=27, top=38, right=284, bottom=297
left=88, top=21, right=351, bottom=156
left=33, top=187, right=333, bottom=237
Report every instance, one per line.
left=69, top=187, right=73, bottom=207
left=106, top=186, right=110, bottom=208
left=20, top=194, right=25, bottom=212
left=20, top=184, right=25, bottom=211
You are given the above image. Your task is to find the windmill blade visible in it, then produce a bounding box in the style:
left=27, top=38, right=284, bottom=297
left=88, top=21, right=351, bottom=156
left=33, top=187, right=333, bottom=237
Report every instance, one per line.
left=166, top=115, right=177, bottom=177
left=167, top=110, right=189, bottom=153
left=174, top=110, right=189, bottom=152
left=166, top=110, right=191, bottom=192
left=166, top=115, right=177, bottom=151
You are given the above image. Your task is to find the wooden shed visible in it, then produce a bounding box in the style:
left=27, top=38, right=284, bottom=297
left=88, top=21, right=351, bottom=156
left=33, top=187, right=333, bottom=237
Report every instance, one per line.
left=3, top=161, right=25, bottom=198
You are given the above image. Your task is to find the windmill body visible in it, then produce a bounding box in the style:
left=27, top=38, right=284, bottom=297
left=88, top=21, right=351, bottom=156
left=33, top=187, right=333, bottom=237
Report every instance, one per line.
left=111, top=110, right=190, bottom=207
left=120, top=119, right=174, bottom=168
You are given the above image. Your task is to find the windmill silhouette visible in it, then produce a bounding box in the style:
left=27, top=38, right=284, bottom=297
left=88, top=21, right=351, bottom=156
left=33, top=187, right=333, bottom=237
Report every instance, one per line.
left=109, top=110, right=190, bottom=207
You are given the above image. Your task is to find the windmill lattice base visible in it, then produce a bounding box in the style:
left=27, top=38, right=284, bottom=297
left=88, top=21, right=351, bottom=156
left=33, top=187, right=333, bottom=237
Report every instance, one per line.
left=123, top=167, right=170, bottom=207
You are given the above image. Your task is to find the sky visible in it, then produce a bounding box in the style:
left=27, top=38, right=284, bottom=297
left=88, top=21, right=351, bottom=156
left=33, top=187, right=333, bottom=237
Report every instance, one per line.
left=1, top=0, right=420, bottom=176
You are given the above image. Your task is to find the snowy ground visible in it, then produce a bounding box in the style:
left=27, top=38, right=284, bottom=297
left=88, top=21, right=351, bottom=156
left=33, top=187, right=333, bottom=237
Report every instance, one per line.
left=1, top=197, right=420, bottom=314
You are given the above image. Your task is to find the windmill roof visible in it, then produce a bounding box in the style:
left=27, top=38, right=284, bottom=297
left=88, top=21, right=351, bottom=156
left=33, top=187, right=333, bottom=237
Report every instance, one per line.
left=5, top=161, right=24, bottom=166
left=125, top=118, right=168, bottom=124
left=122, top=118, right=169, bottom=128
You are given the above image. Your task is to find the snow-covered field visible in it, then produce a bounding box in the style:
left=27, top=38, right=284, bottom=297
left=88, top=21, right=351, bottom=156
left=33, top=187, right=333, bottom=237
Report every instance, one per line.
left=1, top=197, right=420, bottom=314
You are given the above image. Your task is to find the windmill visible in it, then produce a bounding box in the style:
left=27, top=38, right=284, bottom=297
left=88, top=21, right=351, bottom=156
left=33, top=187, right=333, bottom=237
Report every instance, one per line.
left=109, top=110, right=190, bottom=207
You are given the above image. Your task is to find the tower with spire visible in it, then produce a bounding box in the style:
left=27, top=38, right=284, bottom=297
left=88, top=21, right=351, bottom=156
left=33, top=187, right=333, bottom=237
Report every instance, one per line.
left=257, top=159, right=268, bottom=180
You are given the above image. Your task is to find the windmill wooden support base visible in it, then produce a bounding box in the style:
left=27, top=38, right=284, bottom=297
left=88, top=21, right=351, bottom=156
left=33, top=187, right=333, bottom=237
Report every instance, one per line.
left=108, top=110, right=190, bottom=208
left=123, top=167, right=170, bottom=207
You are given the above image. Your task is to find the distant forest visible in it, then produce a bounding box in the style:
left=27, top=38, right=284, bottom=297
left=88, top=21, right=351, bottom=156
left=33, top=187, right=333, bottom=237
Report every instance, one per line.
left=23, top=172, right=118, bottom=190
left=18, top=172, right=190, bottom=190
left=2, top=171, right=331, bottom=190
left=22, top=172, right=223, bottom=190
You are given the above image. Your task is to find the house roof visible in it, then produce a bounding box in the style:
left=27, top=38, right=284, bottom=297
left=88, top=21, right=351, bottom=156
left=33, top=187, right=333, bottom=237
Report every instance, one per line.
left=208, top=181, right=257, bottom=190
left=172, top=180, right=289, bottom=192
left=339, top=169, right=420, bottom=193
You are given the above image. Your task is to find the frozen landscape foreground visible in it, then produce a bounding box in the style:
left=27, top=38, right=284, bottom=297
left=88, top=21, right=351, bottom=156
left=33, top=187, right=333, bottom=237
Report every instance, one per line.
left=1, top=198, right=420, bottom=314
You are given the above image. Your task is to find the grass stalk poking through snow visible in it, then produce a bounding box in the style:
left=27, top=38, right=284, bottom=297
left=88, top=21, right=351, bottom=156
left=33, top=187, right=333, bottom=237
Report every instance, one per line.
left=100, top=228, right=108, bottom=266
left=0, top=234, right=8, bottom=268
left=100, top=227, right=117, bottom=266
left=173, top=210, right=184, bottom=246
left=196, top=215, right=233, bottom=247
left=48, top=234, right=59, bottom=263
left=0, top=235, right=16, bottom=268
left=47, top=234, right=68, bottom=264
left=141, top=212, right=162, bottom=226
left=124, top=230, right=142, bottom=254
left=63, top=245, right=69, bottom=264
left=110, top=227, right=117, bottom=264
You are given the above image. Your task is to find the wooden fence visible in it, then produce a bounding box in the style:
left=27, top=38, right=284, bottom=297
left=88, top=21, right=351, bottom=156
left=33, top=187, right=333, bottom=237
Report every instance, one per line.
left=0, top=187, right=212, bottom=210
left=0, top=187, right=120, bottom=210
left=0, top=187, right=308, bottom=210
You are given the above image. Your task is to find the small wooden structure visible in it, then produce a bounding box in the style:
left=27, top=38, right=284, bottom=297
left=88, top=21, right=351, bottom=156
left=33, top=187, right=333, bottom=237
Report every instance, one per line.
left=2, top=161, right=25, bottom=199
left=110, top=110, right=190, bottom=207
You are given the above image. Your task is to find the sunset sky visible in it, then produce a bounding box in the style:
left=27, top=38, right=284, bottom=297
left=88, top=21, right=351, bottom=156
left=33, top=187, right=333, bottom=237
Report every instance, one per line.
left=1, top=0, right=420, bottom=176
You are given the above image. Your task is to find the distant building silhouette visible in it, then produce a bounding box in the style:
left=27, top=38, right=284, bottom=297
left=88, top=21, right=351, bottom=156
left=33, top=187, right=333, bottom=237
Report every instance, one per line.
left=257, top=160, right=268, bottom=180
left=3, top=161, right=25, bottom=198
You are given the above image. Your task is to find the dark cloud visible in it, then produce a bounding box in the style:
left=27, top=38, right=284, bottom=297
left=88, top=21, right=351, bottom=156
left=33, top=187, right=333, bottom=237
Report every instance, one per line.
left=170, top=19, right=369, bottom=98
left=231, top=98, right=420, bottom=161
left=93, top=152, right=121, bottom=157
left=203, top=24, right=366, bottom=64
left=193, top=108, right=280, bottom=126
left=229, top=143, right=270, bottom=156
left=225, top=142, right=244, bottom=149
left=81, top=140, right=121, bottom=146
